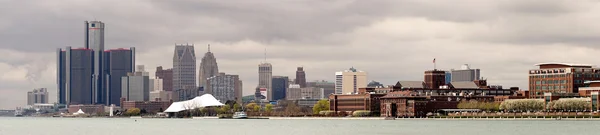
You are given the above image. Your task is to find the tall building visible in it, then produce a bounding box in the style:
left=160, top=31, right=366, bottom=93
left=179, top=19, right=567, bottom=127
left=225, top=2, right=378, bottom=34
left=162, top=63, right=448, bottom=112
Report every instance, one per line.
left=424, top=70, right=446, bottom=89
left=307, top=80, right=335, bottom=98
left=335, top=67, right=367, bottom=94
left=271, top=76, right=289, bottom=101
left=57, top=47, right=94, bottom=105
left=85, top=21, right=107, bottom=104
left=150, top=77, right=173, bottom=102
left=287, top=84, right=324, bottom=100
left=155, top=66, right=173, bottom=91
left=173, top=44, right=196, bottom=91
left=198, top=45, right=219, bottom=89
left=529, top=63, right=600, bottom=98
left=206, top=73, right=242, bottom=103
left=295, top=67, right=306, bottom=88
left=103, top=48, right=135, bottom=106
left=451, top=64, right=481, bottom=82
left=27, top=88, right=48, bottom=106
left=121, top=67, right=150, bottom=102
left=258, top=63, right=273, bottom=100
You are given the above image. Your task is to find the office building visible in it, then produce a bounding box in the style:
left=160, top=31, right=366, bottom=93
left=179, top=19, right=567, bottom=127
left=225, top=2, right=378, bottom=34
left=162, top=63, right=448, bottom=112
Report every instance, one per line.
left=424, top=70, right=446, bottom=89
left=198, top=45, right=219, bottom=88
left=173, top=44, right=197, bottom=91
left=258, top=63, right=273, bottom=100
left=206, top=73, right=242, bottom=103
left=27, top=88, right=48, bottom=106
left=295, top=67, right=306, bottom=88
left=103, top=48, right=135, bottom=106
left=85, top=21, right=107, bottom=104
left=57, top=47, right=94, bottom=105
left=173, top=87, right=202, bottom=102
left=451, top=64, right=481, bottom=82
left=271, top=76, right=289, bottom=101
left=529, top=63, right=600, bottom=98
left=308, top=80, right=335, bottom=97
left=121, top=66, right=150, bottom=102
left=287, top=84, right=324, bottom=100
left=156, top=66, right=173, bottom=91
left=335, top=67, right=367, bottom=94
left=149, top=77, right=172, bottom=101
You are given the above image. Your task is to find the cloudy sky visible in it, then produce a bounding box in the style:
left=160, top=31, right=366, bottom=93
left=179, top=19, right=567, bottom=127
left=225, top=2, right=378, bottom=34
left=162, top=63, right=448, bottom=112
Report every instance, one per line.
left=2, top=0, right=600, bottom=109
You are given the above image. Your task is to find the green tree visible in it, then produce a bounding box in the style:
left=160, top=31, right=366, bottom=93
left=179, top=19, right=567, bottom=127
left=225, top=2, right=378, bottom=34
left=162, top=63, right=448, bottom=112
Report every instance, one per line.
left=265, top=104, right=274, bottom=112
left=246, top=103, right=258, bottom=112
left=233, top=103, right=242, bottom=112
left=253, top=105, right=261, bottom=112
left=218, top=105, right=231, bottom=114
left=125, top=108, right=141, bottom=116
left=312, top=99, right=330, bottom=114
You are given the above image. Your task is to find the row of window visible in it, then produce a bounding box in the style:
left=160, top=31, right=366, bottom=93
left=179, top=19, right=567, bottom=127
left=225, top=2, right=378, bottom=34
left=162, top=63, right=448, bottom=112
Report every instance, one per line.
left=533, top=86, right=567, bottom=91
left=534, top=80, right=567, bottom=84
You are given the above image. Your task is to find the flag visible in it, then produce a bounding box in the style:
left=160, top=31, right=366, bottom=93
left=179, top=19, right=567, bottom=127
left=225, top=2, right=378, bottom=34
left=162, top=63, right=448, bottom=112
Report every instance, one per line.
left=433, top=58, right=436, bottom=63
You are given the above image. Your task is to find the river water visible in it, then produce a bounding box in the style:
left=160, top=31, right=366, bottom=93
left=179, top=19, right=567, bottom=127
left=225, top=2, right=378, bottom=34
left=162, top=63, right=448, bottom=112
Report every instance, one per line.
left=0, top=117, right=598, bottom=135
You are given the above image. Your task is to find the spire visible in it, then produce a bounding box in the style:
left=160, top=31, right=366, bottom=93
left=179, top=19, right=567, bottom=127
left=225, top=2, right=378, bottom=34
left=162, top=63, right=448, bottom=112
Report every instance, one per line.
left=264, top=47, right=267, bottom=63
left=208, top=44, right=211, bottom=52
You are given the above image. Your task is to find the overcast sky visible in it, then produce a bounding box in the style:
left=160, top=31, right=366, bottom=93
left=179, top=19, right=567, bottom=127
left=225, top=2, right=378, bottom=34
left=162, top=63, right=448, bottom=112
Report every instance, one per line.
left=2, top=0, right=600, bottom=109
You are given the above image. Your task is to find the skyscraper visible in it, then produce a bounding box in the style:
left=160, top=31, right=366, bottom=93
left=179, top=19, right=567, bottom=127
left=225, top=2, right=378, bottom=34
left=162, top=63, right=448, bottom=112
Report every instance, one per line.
left=103, top=48, right=135, bottom=106
left=450, top=64, right=481, bottom=82
left=295, top=67, right=306, bottom=88
left=198, top=45, right=219, bottom=88
left=57, top=47, right=94, bottom=105
left=258, top=63, right=273, bottom=100
left=206, top=73, right=242, bottom=103
left=121, top=66, right=150, bottom=102
left=307, top=80, right=335, bottom=98
left=271, top=76, right=289, bottom=101
left=85, top=21, right=106, bottom=104
left=156, top=66, right=173, bottom=91
left=335, top=67, right=367, bottom=94
left=27, top=88, right=48, bottom=106
left=173, top=44, right=196, bottom=91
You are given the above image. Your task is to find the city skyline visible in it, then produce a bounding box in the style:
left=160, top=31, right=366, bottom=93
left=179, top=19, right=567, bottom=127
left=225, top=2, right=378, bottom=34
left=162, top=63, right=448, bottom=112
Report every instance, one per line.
left=4, top=1, right=600, bottom=109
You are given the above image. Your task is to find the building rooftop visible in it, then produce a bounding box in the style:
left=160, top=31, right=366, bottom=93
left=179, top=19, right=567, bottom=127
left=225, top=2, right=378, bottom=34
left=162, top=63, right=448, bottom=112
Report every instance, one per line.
left=535, top=63, right=594, bottom=69
left=449, top=82, right=480, bottom=89
left=395, top=81, right=425, bottom=89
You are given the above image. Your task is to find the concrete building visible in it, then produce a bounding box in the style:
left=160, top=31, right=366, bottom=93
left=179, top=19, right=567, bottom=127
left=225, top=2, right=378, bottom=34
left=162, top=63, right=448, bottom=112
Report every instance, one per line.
left=172, top=87, right=202, bottom=102
left=57, top=47, right=94, bottom=105
left=529, top=63, right=600, bottom=98
left=424, top=70, right=446, bottom=89
left=121, top=66, right=150, bottom=102
left=198, top=45, right=219, bottom=89
left=206, top=73, right=243, bottom=103
left=173, top=44, right=196, bottom=91
left=451, top=64, right=481, bottom=82
left=86, top=21, right=107, bottom=105
left=287, top=84, right=324, bottom=100
left=335, top=67, right=367, bottom=94
left=155, top=66, right=173, bottom=91
left=103, top=48, right=135, bottom=106
left=272, top=76, right=289, bottom=101
left=150, top=77, right=173, bottom=102
left=27, top=88, right=48, bottom=106
left=307, top=80, right=335, bottom=97
left=258, top=63, right=273, bottom=100
left=295, top=67, right=306, bottom=88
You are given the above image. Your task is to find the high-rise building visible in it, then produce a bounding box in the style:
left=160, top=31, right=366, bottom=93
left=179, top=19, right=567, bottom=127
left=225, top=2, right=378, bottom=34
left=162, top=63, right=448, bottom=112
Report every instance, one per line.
left=156, top=66, right=173, bottom=91
left=258, top=63, right=273, bottom=100
left=287, top=84, right=324, bottom=100
left=307, top=80, right=335, bottom=98
left=150, top=77, right=173, bottom=102
left=173, top=44, right=196, bottom=91
left=103, top=48, right=135, bottom=106
left=57, top=47, right=94, bottom=105
left=85, top=21, right=107, bottom=104
left=198, top=45, right=219, bottom=89
left=295, top=67, right=306, bottom=88
left=121, top=67, right=150, bottom=102
left=206, top=73, right=242, bottom=103
left=335, top=67, right=367, bottom=94
left=27, top=88, right=48, bottom=106
left=424, top=70, right=446, bottom=89
left=271, top=76, right=289, bottom=101
left=451, top=64, right=481, bottom=82
left=529, top=63, right=600, bottom=98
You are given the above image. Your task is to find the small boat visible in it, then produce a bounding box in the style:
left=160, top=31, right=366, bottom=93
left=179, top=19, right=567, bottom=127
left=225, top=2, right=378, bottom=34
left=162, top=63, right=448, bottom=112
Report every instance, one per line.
left=232, top=112, right=248, bottom=119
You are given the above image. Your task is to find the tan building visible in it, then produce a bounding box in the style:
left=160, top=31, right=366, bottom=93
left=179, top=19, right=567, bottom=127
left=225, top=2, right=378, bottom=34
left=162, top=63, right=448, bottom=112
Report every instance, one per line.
left=528, top=63, right=600, bottom=98
left=258, top=63, right=273, bottom=100
left=287, top=84, right=324, bottom=100
left=335, top=67, right=367, bottom=94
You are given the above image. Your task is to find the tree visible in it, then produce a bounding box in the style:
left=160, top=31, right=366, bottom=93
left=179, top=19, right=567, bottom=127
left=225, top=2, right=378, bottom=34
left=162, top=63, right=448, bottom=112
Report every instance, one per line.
left=253, top=105, right=261, bottom=112
left=312, top=99, right=330, bottom=114
left=233, top=103, right=242, bottom=112
left=218, top=105, right=231, bottom=114
left=125, top=108, right=141, bottom=116
left=246, top=103, right=259, bottom=112
left=265, top=104, right=273, bottom=112
left=285, top=102, right=300, bottom=115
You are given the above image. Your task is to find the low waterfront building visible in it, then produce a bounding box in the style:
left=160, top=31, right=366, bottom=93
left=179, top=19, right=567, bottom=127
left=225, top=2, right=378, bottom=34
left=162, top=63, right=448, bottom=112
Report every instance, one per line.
left=121, top=100, right=172, bottom=113
left=68, top=104, right=105, bottom=115
left=379, top=91, right=495, bottom=118
left=328, top=93, right=385, bottom=114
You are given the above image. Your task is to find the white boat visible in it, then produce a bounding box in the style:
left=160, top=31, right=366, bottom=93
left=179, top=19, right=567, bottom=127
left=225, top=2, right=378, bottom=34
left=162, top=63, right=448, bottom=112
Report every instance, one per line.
left=232, top=112, right=248, bottom=119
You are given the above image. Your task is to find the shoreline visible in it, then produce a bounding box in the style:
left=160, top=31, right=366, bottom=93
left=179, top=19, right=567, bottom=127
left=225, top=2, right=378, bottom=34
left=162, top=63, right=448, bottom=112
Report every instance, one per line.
left=10, top=116, right=600, bottom=121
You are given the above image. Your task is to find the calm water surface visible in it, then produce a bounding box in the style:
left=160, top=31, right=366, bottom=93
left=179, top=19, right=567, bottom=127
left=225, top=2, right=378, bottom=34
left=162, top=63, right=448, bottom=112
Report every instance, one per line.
left=1, top=117, right=599, bottom=135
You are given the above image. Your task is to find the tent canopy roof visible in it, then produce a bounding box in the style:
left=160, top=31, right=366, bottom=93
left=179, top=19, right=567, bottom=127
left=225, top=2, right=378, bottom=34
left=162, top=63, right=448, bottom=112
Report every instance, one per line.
left=164, top=94, right=225, bottom=112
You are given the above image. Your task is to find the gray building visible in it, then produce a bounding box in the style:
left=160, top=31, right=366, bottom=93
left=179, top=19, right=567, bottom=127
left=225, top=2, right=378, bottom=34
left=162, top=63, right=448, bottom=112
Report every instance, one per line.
left=27, top=88, right=48, bottom=106
left=198, top=45, right=219, bottom=89
left=258, top=63, right=272, bottom=100
left=271, top=76, right=289, bottom=101
left=451, top=64, right=481, bottom=82
left=86, top=21, right=106, bottom=104
left=57, top=47, right=94, bottom=105
left=287, top=84, right=324, bottom=100
left=307, top=80, right=335, bottom=98
left=206, top=73, right=242, bottom=103
left=103, top=48, right=135, bottom=106
left=173, top=44, right=197, bottom=91
left=121, top=68, right=150, bottom=102
left=173, top=87, right=203, bottom=102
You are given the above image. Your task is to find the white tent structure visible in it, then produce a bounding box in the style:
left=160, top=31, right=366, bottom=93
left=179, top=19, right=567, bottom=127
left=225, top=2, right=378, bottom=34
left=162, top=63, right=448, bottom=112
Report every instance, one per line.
left=73, top=109, right=85, bottom=115
left=164, top=94, right=225, bottom=113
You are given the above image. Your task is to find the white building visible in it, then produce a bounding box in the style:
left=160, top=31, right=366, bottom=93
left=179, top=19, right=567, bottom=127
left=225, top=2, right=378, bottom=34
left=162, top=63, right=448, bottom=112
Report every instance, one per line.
left=335, top=67, right=367, bottom=94
left=450, top=64, right=481, bottom=82
left=258, top=63, right=273, bottom=100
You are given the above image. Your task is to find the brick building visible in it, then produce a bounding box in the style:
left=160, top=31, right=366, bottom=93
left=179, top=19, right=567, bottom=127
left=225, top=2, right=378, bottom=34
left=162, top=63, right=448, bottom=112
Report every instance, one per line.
left=529, top=63, right=600, bottom=98
left=328, top=93, right=385, bottom=114
left=121, top=100, right=172, bottom=113
left=380, top=91, right=495, bottom=118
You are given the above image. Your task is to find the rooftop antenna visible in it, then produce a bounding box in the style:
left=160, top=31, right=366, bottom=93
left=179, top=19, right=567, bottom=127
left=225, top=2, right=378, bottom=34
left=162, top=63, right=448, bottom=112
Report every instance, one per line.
left=264, top=47, right=267, bottom=63
left=208, top=44, right=211, bottom=52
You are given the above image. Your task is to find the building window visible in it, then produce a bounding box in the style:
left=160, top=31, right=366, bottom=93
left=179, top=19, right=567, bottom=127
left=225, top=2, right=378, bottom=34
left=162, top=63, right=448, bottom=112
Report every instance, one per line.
left=91, top=24, right=95, bottom=27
